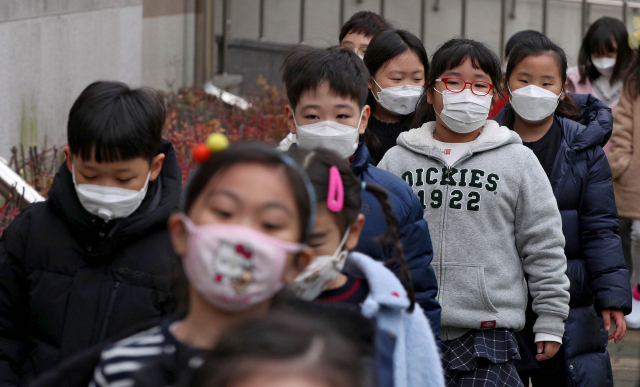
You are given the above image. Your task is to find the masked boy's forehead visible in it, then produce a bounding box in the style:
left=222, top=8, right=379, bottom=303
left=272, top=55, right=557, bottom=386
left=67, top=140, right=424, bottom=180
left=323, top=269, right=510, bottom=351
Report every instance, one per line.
left=295, top=82, right=362, bottom=112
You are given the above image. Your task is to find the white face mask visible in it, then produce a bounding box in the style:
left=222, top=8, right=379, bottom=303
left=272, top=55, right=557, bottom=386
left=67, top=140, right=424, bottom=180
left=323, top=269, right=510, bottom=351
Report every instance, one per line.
left=294, top=110, right=364, bottom=159
left=372, top=78, right=424, bottom=115
left=72, top=164, right=150, bottom=221
left=592, top=57, right=616, bottom=77
left=358, top=54, right=365, bottom=60
left=509, top=84, right=561, bottom=123
left=434, top=89, right=492, bottom=134
left=289, top=229, right=350, bottom=301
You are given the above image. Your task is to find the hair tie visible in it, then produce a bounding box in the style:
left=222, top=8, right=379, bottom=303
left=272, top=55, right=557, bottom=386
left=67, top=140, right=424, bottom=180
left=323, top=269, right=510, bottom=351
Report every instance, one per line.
left=327, top=166, right=344, bottom=213
left=191, top=133, right=230, bottom=163
left=361, top=182, right=366, bottom=191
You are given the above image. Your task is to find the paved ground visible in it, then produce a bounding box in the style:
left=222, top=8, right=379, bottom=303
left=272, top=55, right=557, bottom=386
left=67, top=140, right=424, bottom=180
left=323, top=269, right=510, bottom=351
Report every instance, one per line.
left=611, top=325, right=640, bottom=387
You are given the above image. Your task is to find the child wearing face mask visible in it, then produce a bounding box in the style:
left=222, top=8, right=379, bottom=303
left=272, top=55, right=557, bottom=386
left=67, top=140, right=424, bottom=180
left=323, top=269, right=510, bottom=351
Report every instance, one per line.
left=282, top=45, right=442, bottom=345
left=0, top=81, right=183, bottom=384
left=493, top=36, right=630, bottom=387
left=567, top=17, right=633, bottom=119
left=379, top=39, right=571, bottom=387
left=89, top=142, right=318, bottom=386
left=287, top=148, right=444, bottom=387
left=277, top=11, right=393, bottom=152
left=361, top=29, right=428, bottom=165
left=340, top=11, right=393, bottom=59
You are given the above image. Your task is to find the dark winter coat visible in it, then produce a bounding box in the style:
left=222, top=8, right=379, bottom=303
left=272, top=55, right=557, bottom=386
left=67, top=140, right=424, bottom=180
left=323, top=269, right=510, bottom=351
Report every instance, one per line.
left=351, top=143, right=441, bottom=345
left=496, top=94, right=632, bottom=387
left=0, top=141, right=182, bottom=386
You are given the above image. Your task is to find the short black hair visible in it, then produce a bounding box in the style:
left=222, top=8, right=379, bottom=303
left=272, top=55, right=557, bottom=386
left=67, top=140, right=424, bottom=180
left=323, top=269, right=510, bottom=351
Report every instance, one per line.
left=282, top=46, right=369, bottom=111
left=412, top=38, right=503, bottom=127
left=505, top=30, right=545, bottom=59
left=578, top=17, right=633, bottom=86
left=67, top=81, right=165, bottom=163
left=339, top=11, right=393, bottom=43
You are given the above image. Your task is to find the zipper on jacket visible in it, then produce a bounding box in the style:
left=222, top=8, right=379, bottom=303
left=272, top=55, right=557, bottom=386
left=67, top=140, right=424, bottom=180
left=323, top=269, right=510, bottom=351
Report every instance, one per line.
left=436, top=166, right=452, bottom=305
left=99, top=281, right=120, bottom=341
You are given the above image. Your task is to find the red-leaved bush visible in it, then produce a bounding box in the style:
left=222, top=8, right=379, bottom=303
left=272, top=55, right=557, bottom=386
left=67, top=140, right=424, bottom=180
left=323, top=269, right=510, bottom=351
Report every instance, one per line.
left=163, top=83, right=289, bottom=184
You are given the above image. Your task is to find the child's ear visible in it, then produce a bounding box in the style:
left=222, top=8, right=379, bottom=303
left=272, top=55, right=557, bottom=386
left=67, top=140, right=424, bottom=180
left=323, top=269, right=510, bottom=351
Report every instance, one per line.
left=368, top=78, right=375, bottom=91
left=345, top=213, right=365, bottom=250
left=282, top=248, right=313, bottom=284
left=285, top=104, right=296, bottom=134
left=149, top=153, right=165, bottom=182
left=426, top=87, right=434, bottom=105
left=64, top=146, right=73, bottom=174
left=168, top=213, right=189, bottom=257
left=358, top=105, right=371, bottom=135
left=560, top=80, right=569, bottom=101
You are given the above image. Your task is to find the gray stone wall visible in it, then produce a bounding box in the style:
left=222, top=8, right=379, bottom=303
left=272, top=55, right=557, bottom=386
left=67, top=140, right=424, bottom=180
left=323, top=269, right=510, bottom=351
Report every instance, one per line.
left=0, top=0, right=143, bottom=159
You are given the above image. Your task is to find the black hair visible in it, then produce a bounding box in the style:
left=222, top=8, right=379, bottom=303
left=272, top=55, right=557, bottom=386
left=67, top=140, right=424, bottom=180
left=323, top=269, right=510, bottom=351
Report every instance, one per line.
left=282, top=46, right=369, bottom=111
left=577, top=17, right=633, bottom=86
left=191, top=311, right=364, bottom=387
left=412, top=38, right=503, bottom=127
left=287, top=147, right=416, bottom=312
left=183, top=142, right=314, bottom=244
left=625, top=47, right=640, bottom=100
left=362, top=29, right=429, bottom=163
left=339, top=11, right=393, bottom=43
left=67, top=81, right=165, bottom=163
left=503, top=36, right=583, bottom=126
left=505, top=30, right=545, bottom=60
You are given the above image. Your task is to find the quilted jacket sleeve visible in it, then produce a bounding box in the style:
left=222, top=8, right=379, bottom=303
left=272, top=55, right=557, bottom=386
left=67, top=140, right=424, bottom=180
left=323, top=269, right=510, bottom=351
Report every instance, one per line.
left=579, top=146, right=632, bottom=314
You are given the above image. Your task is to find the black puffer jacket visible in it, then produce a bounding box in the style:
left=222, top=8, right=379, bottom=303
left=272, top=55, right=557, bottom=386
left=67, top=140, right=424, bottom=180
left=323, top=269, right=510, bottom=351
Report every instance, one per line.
left=0, top=141, right=182, bottom=386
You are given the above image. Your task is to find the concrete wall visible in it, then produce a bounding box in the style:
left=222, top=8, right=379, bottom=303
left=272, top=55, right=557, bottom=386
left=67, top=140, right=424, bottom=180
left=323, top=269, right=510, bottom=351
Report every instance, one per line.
left=0, top=0, right=142, bottom=159
left=142, top=0, right=196, bottom=91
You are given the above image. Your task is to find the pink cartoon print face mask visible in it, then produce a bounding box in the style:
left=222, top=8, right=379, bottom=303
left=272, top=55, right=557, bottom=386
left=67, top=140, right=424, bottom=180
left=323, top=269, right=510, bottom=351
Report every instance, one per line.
left=180, top=216, right=305, bottom=311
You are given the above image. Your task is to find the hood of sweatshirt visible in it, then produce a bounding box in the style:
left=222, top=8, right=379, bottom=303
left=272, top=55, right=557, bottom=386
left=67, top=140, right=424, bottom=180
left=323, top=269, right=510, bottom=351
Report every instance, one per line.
left=396, top=120, right=522, bottom=166
left=343, top=252, right=410, bottom=317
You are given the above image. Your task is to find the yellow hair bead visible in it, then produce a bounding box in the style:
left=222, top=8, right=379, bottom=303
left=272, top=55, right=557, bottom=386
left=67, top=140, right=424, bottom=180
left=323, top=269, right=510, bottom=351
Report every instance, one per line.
left=206, top=133, right=230, bottom=152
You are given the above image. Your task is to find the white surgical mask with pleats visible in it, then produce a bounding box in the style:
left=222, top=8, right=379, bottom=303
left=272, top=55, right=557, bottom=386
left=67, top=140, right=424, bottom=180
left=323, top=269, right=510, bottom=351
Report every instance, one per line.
left=509, top=84, right=561, bottom=123
left=372, top=78, right=424, bottom=115
left=294, top=110, right=364, bottom=159
left=434, top=88, right=492, bottom=134
left=592, top=57, right=616, bottom=77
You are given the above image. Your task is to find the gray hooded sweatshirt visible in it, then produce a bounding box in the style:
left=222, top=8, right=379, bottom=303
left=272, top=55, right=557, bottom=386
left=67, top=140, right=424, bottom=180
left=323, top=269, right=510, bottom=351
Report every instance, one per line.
left=378, top=121, right=570, bottom=341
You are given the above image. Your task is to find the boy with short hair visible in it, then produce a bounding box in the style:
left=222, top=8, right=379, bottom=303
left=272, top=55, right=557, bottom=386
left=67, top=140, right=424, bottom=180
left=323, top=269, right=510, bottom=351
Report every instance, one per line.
left=276, top=11, right=392, bottom=151
left=0, top=81, right=182, bottom=384
left=339, top=11, right=393, bottom=58
left=281, top=46, right=441, bottom=343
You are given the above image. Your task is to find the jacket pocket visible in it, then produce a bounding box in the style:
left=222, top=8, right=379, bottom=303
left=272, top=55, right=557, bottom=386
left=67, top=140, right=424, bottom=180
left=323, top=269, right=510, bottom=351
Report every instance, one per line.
left=437, top=263, right=499, bottom=329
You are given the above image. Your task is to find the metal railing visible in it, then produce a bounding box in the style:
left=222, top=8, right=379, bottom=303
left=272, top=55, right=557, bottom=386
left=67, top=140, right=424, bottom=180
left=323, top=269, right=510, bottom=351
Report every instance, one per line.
left=217, top=0, right=638, bottom=74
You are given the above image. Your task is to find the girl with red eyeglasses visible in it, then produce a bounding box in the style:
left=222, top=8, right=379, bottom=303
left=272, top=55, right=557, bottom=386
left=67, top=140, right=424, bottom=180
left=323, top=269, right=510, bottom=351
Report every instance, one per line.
left=377, top=38, right=571, bottom=387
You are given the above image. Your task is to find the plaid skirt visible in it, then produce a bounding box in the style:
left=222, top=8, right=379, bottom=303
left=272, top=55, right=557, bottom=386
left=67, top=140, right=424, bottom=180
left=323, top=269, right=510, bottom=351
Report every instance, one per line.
left=442, top=329, right=524, bottom=387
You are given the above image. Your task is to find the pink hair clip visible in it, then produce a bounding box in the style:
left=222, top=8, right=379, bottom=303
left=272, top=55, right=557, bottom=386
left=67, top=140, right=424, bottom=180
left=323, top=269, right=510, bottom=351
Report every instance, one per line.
left=327, top=166, right=344, bottom=213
